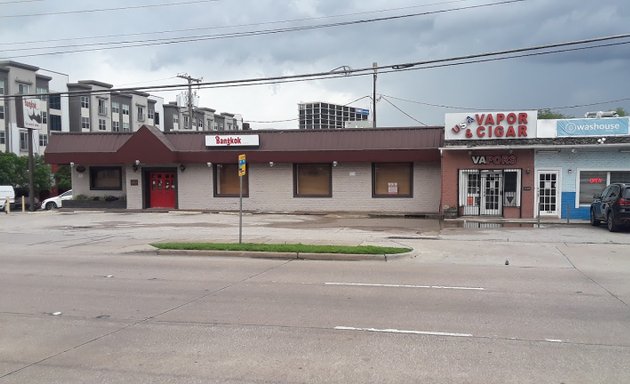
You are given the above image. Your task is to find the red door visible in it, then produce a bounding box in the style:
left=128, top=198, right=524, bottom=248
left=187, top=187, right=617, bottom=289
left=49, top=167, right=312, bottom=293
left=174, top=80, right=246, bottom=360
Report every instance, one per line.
left=149, top=172, right=176, bottom=208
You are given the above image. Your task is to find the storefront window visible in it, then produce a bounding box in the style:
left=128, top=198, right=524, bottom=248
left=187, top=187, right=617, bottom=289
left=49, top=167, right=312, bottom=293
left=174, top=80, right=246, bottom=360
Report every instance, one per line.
left=214, top=163, right=248, bottom=197
left=503, top=169, right=521, bottom=207
left=294, top=164, right=332, bottom=197
left=90, top=166, right=122, bottom=190
left=610, top=172, right=630, bottom=184
left=372, top=163, right=412, bottom=197
left=579, top=171, right=607, bottom=205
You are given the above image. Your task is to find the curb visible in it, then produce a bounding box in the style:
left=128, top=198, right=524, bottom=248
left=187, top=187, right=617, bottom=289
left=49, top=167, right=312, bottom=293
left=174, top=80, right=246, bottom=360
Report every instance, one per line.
left=141, top=248, right=414, bottom=261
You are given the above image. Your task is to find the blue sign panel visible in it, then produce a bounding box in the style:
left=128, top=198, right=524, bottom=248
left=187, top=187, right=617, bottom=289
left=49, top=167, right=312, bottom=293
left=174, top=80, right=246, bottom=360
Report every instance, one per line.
left=356, top=108, right=370, bottom=115
left=556, top=118, right=629, bottom=137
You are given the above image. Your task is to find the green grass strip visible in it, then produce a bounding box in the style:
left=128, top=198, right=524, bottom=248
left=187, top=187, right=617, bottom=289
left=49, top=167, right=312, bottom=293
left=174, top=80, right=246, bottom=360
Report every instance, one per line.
left=151, top=242, right=411, bottom=255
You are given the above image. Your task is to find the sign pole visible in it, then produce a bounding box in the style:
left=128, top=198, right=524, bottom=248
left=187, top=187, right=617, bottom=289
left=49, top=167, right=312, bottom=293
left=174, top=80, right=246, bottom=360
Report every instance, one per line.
left=238, top=154, right=246, bottom=244
left=239, top=174, right=243, bottom=244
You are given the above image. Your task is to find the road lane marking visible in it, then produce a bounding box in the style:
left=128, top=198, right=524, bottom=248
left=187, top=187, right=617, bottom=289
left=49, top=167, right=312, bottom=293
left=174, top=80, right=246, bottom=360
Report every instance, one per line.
left=325, top=282, right=485, bottom=291
left=335, top=326, right=473, bottom=338
left=545, top=339, right=563, bottom=343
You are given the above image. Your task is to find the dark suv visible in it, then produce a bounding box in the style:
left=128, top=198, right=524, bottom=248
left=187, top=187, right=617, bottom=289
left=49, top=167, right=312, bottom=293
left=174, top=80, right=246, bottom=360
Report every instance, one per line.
left=590, top=183, right=630, bottom=232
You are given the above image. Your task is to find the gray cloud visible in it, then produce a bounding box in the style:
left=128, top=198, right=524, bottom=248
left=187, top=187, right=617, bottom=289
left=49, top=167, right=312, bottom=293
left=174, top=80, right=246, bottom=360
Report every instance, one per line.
left=1, top=0, right=629, bottom=127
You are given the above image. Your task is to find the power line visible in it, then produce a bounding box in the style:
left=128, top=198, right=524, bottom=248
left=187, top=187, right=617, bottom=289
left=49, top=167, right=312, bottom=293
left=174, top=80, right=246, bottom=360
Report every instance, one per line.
left=0, top=0, right=219, bottom=18
left=249, top=95, right=373, bottom=124
left=0, top=0, right=526, bottom=59
left=0, top=0, right=43, bottom=4
left=380, top=96, right=428, bottom=126
left=0, top=0, right=472, bottom=46
left=5, top=33, right=629, bottom=103
left=382, top=94, right=630, bottom=113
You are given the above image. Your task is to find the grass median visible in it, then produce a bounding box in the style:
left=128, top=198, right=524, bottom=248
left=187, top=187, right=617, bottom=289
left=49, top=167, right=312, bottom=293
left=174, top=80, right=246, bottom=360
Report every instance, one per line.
left=151, top=242, right=411, bottom=255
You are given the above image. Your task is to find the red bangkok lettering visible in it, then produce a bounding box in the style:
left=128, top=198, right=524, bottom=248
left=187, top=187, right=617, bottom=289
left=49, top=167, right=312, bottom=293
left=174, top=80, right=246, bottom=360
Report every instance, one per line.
left=215, top=136, right=242, bottom=146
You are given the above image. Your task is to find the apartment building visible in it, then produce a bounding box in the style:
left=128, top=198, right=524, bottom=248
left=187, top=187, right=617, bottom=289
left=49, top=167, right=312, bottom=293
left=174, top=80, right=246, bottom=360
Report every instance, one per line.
left=68, top=81, right=162, bottom=133
left=298, top=101, right=370, bottom=129
left=162, top=102, right=244, bottom=132
left=0, top=61, right=66, bottom=155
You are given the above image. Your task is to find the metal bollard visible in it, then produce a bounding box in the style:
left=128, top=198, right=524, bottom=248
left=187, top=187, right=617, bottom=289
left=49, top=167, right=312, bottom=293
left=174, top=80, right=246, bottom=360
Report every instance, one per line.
left=22, top=196, right=26, bottom=212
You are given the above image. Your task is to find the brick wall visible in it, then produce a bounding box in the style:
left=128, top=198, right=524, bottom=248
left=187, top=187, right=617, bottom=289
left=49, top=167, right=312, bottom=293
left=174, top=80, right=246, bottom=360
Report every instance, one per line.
left=177, top=162, right=441, bottom=214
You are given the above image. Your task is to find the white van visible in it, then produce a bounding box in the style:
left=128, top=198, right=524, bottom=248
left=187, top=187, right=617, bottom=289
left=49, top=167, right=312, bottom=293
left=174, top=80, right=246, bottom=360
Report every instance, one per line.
left=0, top=185, right=16, bottom=211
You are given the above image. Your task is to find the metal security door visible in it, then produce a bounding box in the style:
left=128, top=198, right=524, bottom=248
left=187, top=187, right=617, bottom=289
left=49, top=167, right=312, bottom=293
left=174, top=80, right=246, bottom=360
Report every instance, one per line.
left=536, top=171, right=559, bottom=216
left=480, top=171, right=502, bottom=216
left=149, top=172, right=176, bottom=208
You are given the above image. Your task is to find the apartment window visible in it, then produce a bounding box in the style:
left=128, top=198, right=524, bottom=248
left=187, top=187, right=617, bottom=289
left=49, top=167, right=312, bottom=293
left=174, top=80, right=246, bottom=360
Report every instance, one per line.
left=19, top=131, right=28, bottom=151
left=372, top=163, right=412, bottom=197
left=42, top=111, right=47, bottom=124
left=36, top=87, right=47, bottom=100
left=122, top=122, right=130, bottom=132
left=148, top=108, right=154, bottom=120
left=50, top=115, right=62, bottom=131
left=98, top=118, right=106, bottom=131
left=207, top=119, right=213, bottom=130
left=39, top=134, right=48, bottom=147
left=0, top=79, right=5, bottom=94
left=173, top=114, right=179, bottom=124
left=98, top=99, right=108, bottom=115
left=293, top=164, right=332, bottom=197
left=18, top=83, right=30, bottom=95
left=154, top=112, right=160, bottom=125
left=49, top=94, right=61, bottom=110
left=80, top=96, right=89, bottom=108
left=111, top=102, right=120, bottom=114
left=122, top=104, right=129, bottom=115
left=198, top=118, right=204, bottom=129
left=90, top=166, right=122, bottom=190
left=214, top=164, right=249, bottom=197
left=112, top=121, right=120, bottom=132
left=137, top=105, right=145, bottom=121
left=0, top=131, right=5, bottom=144
left=184, top=116, right=190, bottom=129
left=0, top=105, right=4, bottom=119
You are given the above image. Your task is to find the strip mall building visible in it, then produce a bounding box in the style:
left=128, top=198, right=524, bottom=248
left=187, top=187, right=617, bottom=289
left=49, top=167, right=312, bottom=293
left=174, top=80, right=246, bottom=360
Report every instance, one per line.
left=44, top=126, right=443, bottom=214
left=45, top=113, right=630, bottom=219
left=442, top=111, right=630, bottom=219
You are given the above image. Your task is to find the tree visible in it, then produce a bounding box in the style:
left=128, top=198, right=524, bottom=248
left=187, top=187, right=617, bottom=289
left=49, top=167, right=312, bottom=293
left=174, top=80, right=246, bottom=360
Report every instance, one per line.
left=538, top=109, right=570, bottom=119
left=54, top=165, right=72, bottom=192
left=615, top=107, right=627, bottom=117
left=0, top=152, right=52, bottom=196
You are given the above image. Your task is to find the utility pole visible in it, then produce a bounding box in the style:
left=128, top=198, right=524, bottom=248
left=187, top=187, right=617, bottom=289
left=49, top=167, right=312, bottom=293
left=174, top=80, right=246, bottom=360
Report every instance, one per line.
left=372, top=62, right=377, bottom=128
left=177, top=73, right=202, bottom=130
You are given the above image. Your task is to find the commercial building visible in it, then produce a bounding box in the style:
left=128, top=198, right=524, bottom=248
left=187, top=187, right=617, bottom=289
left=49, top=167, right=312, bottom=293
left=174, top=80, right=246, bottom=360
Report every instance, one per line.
left=44, top=126, right=443, bottom=213
left=298, top=102, right=370, bottom=129
left=441, top=111, right=630, bottom=219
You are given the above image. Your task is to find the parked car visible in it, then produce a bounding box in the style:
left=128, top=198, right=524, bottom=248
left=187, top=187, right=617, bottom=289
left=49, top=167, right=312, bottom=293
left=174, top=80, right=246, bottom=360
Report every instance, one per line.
left=40, top=189, right=73, bottom=210
left=0, top=185, right=15, bottom=212
left=590, top=183, right=630, bottom=232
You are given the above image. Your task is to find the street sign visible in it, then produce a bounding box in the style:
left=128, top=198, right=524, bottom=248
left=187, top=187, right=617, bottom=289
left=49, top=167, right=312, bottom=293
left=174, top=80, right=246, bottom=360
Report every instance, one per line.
left=238, top=154, right=246, bottom=177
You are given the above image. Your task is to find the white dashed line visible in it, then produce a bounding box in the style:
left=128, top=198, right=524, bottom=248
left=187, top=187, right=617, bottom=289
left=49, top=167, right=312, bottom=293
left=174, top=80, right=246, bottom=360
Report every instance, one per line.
left=325, top=282, right=485, bottom=291
left=544, top=339, right=563, bottom=343
left=334, top=326, right=473, bottom=338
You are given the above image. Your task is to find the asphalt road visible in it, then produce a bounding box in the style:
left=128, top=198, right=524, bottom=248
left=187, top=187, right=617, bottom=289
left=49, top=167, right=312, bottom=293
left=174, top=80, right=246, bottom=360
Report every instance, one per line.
left=1, top=211, right=629, bottom=383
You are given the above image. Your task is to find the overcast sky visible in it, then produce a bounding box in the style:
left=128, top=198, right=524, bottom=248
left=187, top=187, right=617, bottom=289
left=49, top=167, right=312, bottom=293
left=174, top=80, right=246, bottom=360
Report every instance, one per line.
left=1, top=0, right=629, bottom=129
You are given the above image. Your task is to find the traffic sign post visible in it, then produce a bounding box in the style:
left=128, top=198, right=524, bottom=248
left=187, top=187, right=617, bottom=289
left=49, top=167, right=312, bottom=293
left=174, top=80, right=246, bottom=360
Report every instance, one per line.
left=238, top=154, right=246, bottom=244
